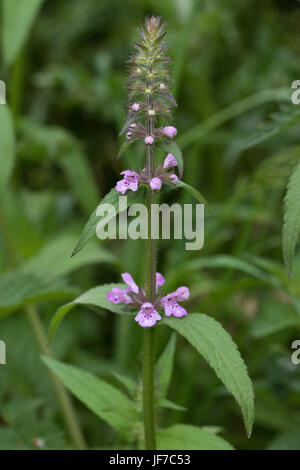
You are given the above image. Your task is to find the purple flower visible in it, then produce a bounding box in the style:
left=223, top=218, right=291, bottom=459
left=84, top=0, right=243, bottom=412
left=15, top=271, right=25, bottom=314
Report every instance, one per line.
left=135, top=302, right=162, bottom=327
left=132, top=103, right=140, bottom=111
left=106, top=287, right=133, bottom=305
left=163, top=153, right=177, bottom=169
left=121, top=272, right=139, bottom=294
left=169, top=174, right=178, bottom=184
left=162, top=126, right=177, bottom=139
left=150, top=177, right=162, bottom=190
left=145, top=136, right=154, bottom=144
left=106, top=270, right=189, bottom=326
left=161, top=286, right=190, bottom=318
left=116, top=170, right=140, bottom=195
left=156, top=272, right=165, bottom=289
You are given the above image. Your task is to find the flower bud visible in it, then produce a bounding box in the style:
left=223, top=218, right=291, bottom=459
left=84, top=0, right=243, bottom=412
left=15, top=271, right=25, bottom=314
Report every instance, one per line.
left=145, top=136, right=154, bottom=145
left=132, top=103, right=140, bottom=112
left=148, top=109, right=155, bottom=117
left=163, top=153, right=177, bottom=168
left=150, top=177, right=162, bottom=190
left=162, top=126, right=177, bottom=138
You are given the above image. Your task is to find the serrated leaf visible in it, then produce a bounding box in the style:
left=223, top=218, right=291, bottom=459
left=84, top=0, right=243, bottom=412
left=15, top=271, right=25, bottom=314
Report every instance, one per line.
left=2, top=0, right=45, bottom=66
left=157, top=424, right=234, bottom=450
left=156, top=334, right=176, bottom=399
left=49, top=283, right=131, bottom=342
left=283, top=160, right=300, bottom=276
left=71, top=187, right=146, bottom=256
left=162, top=140, right=183, bottom=178
left=0, top=106, right=15, bottom=195
left=163, top=314, right=254, bottom=437
left=176, top=180, right=210, bottom=213
left=42, top=357, right=139, bottom=439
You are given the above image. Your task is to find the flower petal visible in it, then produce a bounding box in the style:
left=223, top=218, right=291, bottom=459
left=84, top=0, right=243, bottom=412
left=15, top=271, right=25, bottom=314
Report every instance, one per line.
left=121, top=272, right=139, bottom=294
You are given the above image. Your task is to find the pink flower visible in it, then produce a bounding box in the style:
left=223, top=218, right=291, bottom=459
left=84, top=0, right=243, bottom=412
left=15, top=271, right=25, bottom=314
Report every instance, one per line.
left=121, top=272, right=139, bottom=294
left=145, top=136, right=154, bottom=145
left=163, top=153, right=177, bottom=169
left=116, top=170, right=140, bottom=195
left=135, top=302, right=162, bottom=327
left=169, top=174, right=178, bottom=184
left=161, top=286, right=190, bottom=318
left=156, top=272, right=165, bottom=289
left=150, top=177, right=162, bottom=190
left=132, top=103, right=140, bottom=111
left=160, top=83, right=166, bottom=90
left=162, top=126, right=177, bottom=139
left=106, top=287, right=132, bottom=304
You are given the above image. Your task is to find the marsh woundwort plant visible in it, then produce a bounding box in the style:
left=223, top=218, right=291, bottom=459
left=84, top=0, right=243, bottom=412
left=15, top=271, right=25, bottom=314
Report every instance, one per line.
left=106, top=16, right=188, bottom=449
left=48, top=16, right=254, bottom=451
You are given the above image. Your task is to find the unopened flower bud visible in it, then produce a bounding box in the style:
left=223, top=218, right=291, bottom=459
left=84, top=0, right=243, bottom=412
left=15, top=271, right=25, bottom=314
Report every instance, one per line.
left=132, top=103, right=140, bottom=112
left=169, top=174, right=179, bottom=184
left=163, top=153, right=177, bottom=168
left=148, top=109, right=155, bottom=117
left=160, top=83, right=166, bottom=90
left=162, top=126, right=177, bottom=138
left=145, top=88, right=152, bottom=95
left=150, top=177, right=162, bottom=190
left=145, top=136, right=154, bottom=145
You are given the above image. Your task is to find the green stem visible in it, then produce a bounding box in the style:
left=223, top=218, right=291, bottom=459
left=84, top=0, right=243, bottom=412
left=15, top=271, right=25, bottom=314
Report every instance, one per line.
left=143, top=189, right=157, bottom=449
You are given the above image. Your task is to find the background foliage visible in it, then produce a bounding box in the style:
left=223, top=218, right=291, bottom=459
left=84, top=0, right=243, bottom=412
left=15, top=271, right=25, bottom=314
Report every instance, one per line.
left=1, top=0, right=300, bottom=450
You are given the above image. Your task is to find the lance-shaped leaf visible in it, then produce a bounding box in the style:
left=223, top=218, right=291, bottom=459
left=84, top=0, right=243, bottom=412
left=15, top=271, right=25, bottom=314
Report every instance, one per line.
left=49, top=283, right=132, bottom=342
left=2, top=0, right=45, bottom=66
left=42, top=357, right=139, bottom=440
left=0, top=106, right=15, bottom=195
left=117, top=139, right=138, bottom=159
left=71, top=187, right=146, bottom=256
left=176, top=180, right=210, bottom=213
left=163, top=314, right=254, bottom=437
left=157, top=424, right=234, bottom=450
left=283, top=159, right=300, bottom=276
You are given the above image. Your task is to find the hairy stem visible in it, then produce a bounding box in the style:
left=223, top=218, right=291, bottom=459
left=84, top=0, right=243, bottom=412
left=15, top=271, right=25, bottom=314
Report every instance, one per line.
left=143, top=188, right=157, bottom=450
left=142, top=85, right=157, bottom=447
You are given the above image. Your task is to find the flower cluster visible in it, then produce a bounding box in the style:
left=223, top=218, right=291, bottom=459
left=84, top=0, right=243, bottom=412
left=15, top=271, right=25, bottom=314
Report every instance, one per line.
left=106, top=272, right=189, bottom=327
left=116, top=152, right=179, bottom=195
left=117, top=16, right=179, bottom=194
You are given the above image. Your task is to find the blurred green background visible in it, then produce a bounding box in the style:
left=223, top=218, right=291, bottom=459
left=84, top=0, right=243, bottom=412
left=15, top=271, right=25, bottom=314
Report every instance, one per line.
left=1, top=0, right=300, bottom=450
